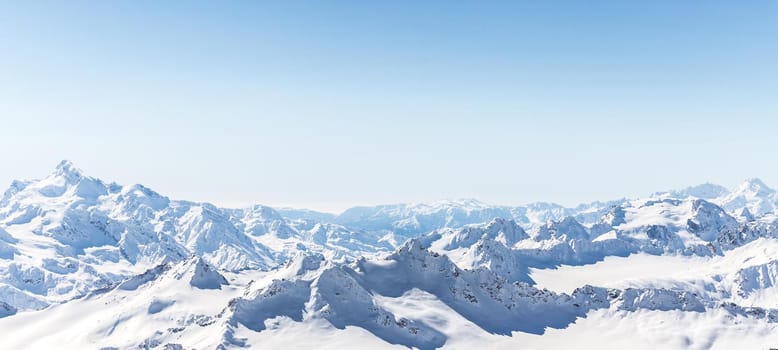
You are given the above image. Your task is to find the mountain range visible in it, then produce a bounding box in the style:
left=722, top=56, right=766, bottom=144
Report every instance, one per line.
left=2, top=161, right=778, bottom=349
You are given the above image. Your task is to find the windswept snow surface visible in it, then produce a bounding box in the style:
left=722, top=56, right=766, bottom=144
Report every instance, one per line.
left=4, top=162, right=778, bottom=348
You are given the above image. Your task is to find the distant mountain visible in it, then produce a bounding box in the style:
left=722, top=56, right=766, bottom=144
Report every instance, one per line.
left=658, top=182, right=731, bottom=200
left=717, top=178, right=778, bottom=216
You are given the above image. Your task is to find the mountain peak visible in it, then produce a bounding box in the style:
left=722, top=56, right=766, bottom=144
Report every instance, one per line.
left=535, top=216, right=589, bottom=241
left=395, top=238, right=429, bottom=259
left=483, top=218, right=528, bottom=245
left=52, top=160, right=84, bottom=183
left=188, top=256, right=228, bottom=289
left=167, top=256, right=228, bottom=290
left=54, top=160, right=80, bottom=175
left=735, top=178, right=775, bottom=196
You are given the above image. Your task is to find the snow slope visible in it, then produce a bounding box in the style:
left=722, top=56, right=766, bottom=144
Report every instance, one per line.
left=3, top=240, right=778, bottom=349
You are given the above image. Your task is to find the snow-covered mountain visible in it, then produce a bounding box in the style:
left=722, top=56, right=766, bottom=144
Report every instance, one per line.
left=0, top=162, right=391, bottom=312
left=4, top=161, right=778, bottom=348
left=717, top=178, right=778, bottom=216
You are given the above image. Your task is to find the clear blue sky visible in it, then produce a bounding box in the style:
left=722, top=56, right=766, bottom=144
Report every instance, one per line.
left=1, top=1, right=777, bottom=212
